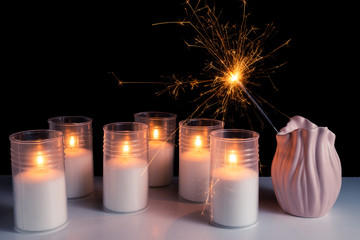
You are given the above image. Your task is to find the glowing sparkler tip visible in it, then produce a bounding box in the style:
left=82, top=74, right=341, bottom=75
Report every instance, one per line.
left=226, top=70, right=243, bottom=88
left=229, top=72, right=241, bottom=83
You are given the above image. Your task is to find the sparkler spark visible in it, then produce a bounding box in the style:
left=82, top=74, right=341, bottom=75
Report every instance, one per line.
left=152, top=0, right=290, bottom=128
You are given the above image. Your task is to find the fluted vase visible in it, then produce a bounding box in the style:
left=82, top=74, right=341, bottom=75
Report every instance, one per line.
left=271, top=116, right=342, bottom=217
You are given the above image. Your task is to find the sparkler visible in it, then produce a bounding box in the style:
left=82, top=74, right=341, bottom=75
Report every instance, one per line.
left=152, top=0, right=290, bottom=131
left=115, top=0, right=289, bottom=131
left=238, top=81, right=278, bottom=132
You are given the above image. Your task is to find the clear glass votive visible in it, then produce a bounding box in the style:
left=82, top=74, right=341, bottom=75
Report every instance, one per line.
left=103, top=122, right=149, bottom=213
left=48, top=116, right=94, bottom=199
left=209, top=129, right=259, bottom=228
left=179, top=118, right=224, bottom=202
left=9, top=130, right=68, bottom=233
left=134, top=112, right=177, bottom=187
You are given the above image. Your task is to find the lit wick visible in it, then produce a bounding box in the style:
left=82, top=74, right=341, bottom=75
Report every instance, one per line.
left=36, top=153, right=45, bottom=168
left=228, top=151, right=237, bottom=167
left=195, top=136, right=202, bottom=151
left=69, top=136, right=76, bottom=147
left=123, top=144, right=130, bottom=153
left=153, top=129, right=159, bottom=140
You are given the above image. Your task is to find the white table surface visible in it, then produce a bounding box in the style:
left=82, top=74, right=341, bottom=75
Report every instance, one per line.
left=0, top=176, right=359, bottom=240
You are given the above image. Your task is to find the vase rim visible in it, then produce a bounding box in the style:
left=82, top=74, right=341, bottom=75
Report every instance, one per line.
left=277, top=116, right=330, bottom=136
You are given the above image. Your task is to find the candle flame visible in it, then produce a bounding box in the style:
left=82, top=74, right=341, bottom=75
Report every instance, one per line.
left=36, top=154, right=44, bottom=167
left=195, top=135, right=202, bottom=149
left=118, top=142, right=130, bottom=164
left=123, top=144, right=130, bottom=153
left=228, top=151, right=237, bottom=166
left=153, top=129, right=159, bottom=140
left=69, top=136, right=76, bottom=147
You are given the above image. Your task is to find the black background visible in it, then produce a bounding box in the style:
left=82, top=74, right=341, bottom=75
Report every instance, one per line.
left=2, top=1, right=358, bottom=176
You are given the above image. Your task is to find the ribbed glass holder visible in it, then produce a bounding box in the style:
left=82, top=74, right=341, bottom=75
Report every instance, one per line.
left=209, top=129, right=259, bottom=228
left=103, top=122, right=149, bottom=213
left=9, top=130, right=68, bottom=233
left=178, top=118, right=224, bottom=202
left=48, top=116, right=94, bottom=199
left=134, top=112, right=177, bottom=187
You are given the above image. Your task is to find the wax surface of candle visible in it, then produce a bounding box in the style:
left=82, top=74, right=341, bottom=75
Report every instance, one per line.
left=13, top=168, right=67, bottom=232
left=179, top=135, right=211, bottom=202
left=211, top=166, right=258, bottom=227
left=64, top=147, right=94, bottom=198
left=103, top=157, right=148, bottom=212
left=148, top=141, right=174, bottom=187
left=179, top=150, right=210, bottom=202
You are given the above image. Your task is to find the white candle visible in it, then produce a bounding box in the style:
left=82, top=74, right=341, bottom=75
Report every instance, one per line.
left=103, top=157, right=148, bottom=213
left=179, top=151, right=210, bottom=202
left=13, top=166, right=67, bottom=232
left=179, top=136, right=210, bottom=202
left=148, top=140, right=174, bottom=187
left=64, top=147, right=94, bottom=198
left=211, top=166, right=258, bottom=227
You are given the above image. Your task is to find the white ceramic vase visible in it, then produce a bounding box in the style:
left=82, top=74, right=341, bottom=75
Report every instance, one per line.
left=271, top=116, right=342, bottom=217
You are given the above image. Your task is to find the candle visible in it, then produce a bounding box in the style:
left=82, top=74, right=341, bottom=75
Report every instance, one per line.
left=179, top=136, right=210, bottom=202
left=210, top=129, right=259, bottom=228
left=10, top=130, right=68, bottom=233
left=211, top=157, right=258, bottom=227
left=48, top=116, right=94, bottom=199
left=148, top=128, right=175, bottom=187
left=134, top=112, right=177, bottom=187
left=13, top=164, right=68, bottom=232
left=103, top=157, right=148, bottom=212
left=103, top=122, right=149, bottom=213
left=64, top=136, right=94, bottom=198
left=179, top=119, right=224, bottom=202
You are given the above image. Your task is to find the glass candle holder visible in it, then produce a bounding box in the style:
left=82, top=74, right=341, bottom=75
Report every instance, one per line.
left=103, top=122, right=149, bottom=213
left=48, top=116, right=94, bottom=199
left=209, top=129, right=259, bottom=228
left=134, top=112, right=177, bottom=187
left=179, top=118, right=224, bottom=202
left=9, top=130, right=68, bottom=233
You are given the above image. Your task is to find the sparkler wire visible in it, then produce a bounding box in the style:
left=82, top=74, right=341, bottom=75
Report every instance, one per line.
left=238, top=82, right=278, bottom=133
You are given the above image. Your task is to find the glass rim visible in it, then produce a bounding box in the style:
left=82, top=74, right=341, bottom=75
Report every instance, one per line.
left=179, top=118, right=224, bottom=129
left=134, top=111, right=177, bottom=120
left=210, top=129, right=259, bottom=141
left=48, top=116, right=93, bottom=126
left=9, top=129, right=63, bottom=144
left=103, top=122, right=149, bottom=134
